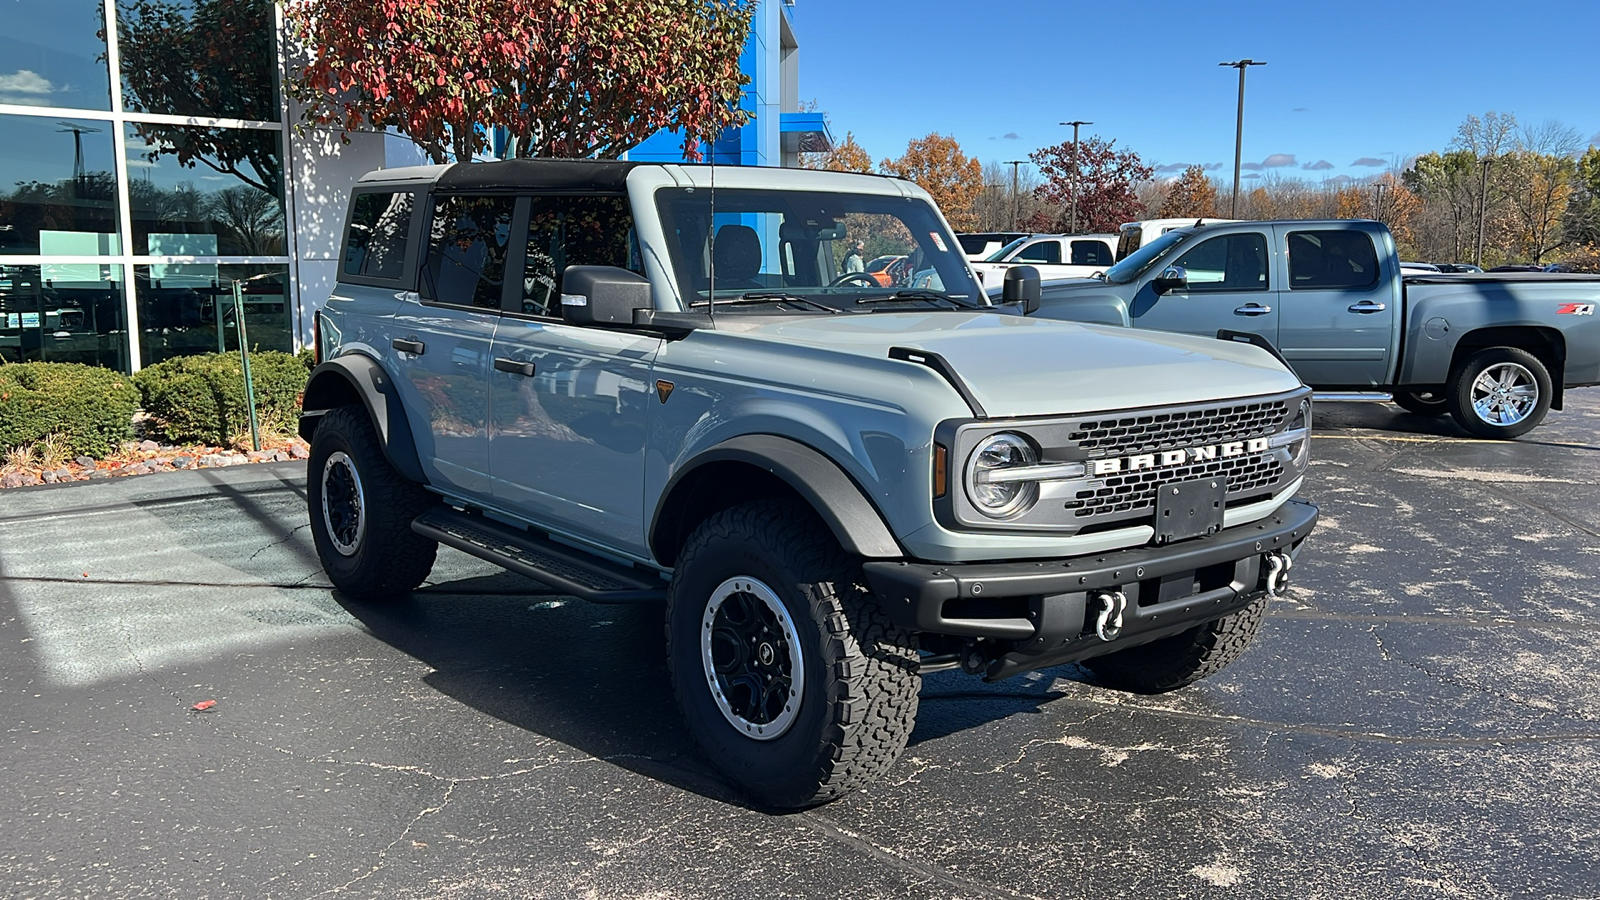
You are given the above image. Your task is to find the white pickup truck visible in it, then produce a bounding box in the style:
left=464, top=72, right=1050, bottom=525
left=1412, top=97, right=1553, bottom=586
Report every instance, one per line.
left=970, top=233, right=1117, bottom=288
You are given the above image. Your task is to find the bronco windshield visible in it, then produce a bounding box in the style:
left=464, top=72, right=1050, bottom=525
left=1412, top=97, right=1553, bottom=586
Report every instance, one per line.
left=654, top=188, right=986, bottom=313
left=1103, top=228, right=1191, bottom=285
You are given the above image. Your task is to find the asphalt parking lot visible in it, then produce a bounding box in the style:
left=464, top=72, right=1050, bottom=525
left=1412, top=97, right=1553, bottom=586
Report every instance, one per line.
left=3, top=394, right=1598, bottom=899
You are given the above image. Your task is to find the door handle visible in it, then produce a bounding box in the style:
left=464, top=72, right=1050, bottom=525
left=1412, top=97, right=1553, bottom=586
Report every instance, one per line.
left=493, top=357, right=537, bottom=378
left=1348, top=301, right=1387, bottom=313
left=391, top=338, right=426, bottom=355
left=1233, top=304, right=1272, bottom=316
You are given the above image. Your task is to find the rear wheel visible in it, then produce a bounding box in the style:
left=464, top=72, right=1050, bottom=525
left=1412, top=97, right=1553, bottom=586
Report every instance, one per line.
left=1084, top=598, right=1267, bottom=694
left=307, top=406, right=438, bottom=598
left=1446, top=347, right=1552, bottom=440
left=665, top=500, right=919, bottom=808
left=1392, top=390, right=1448, bottom=416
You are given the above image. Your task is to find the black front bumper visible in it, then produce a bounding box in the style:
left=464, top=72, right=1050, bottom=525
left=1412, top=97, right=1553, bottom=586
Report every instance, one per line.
left=862, top=499, right=1318, bottom=680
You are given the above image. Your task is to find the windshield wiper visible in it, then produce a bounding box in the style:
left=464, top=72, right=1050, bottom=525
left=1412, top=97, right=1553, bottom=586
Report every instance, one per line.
left=856, top=289, right=981, bottom=309
left=692, top=292, right=843, bottom=314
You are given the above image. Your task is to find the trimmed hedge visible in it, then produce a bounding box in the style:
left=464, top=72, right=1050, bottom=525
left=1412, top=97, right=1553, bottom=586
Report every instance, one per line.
left=0, top=362, right=139, bottom=458
left=135, top=351, right=313, bottom=446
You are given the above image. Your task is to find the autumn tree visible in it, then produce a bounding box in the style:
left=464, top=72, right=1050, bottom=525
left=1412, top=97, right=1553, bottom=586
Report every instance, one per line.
left=1500, top=122, right=1583, bottom=262
left=1450, top=111, right=1519, bottom=264
left=284, top=0, right=754, bottom=163
left=1404, top=150, right=1479, bottom=262
left=1563, top=146, right=1600, bottom=247
left=1029, top=136, right=1154, bottom=233
left=800, top=131, right=873, bottom=173
left=879, top=133, right=983, bottom=231
left=1158, top=166, right=1218, bottom=219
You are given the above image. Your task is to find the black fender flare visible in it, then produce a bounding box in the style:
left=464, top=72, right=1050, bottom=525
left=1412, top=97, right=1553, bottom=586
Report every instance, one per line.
left=298, top=355, right=426, bottom=484
left=649, top=434, right=903, bottom=565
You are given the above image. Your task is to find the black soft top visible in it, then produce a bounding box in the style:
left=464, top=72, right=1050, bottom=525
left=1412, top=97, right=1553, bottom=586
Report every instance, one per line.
left=434, top=158, right=640, bottom=193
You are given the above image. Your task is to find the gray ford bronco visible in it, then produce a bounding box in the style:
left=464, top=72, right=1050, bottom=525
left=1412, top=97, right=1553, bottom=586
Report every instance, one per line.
left=301, top=158, right=1317, bottom=807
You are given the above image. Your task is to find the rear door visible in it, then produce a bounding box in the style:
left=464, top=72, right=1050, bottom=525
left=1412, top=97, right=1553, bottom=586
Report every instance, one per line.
left=1274, top=226, right=1398, bottom=386
left=1130, top=229, right=1278, bottom=347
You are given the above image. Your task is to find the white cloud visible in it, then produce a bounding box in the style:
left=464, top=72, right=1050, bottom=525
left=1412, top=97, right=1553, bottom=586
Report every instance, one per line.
left=0, top=69, right=55, bottom=95
left=1351, top=157, right=1386, bottom=167
left=1262, top=153, right=1297, bottom=168
left=1302, top=160, right=1333, bottom=171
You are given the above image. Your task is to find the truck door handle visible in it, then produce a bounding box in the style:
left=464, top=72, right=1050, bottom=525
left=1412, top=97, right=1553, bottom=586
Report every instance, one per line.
left=1233, top=304, right=1272, bottom=316
left=493, top=358, right=537, bottom=378
left=391, top=338, right=426, bottom=355
left=1348, top=301, right=1387, bottom=313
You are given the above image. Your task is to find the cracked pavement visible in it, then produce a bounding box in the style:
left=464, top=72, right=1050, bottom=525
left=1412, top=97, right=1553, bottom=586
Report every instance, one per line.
left=2, top=393, right=1599, bottom=898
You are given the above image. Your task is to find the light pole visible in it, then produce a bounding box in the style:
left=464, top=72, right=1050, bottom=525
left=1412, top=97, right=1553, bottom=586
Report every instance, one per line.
left=1219, top=59, right=1265, bottom=217
left=1003, top=159, right=1025, bottom=230
left=1372, top=181, right=1386, bottom=222
left=1060, top=120, right=1091, bottom=233
left=1475, top=156, right=1492, bottom=267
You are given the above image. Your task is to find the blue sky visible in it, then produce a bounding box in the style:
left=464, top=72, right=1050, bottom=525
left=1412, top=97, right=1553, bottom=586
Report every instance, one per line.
left=791, top=0, right=1600, bottom=184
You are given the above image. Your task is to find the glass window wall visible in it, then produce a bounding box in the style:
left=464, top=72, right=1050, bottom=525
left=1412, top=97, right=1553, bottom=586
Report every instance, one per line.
left=0, top=263, right=129, bottom=370
left=126, top=123, right=285, bottom=257
left=0, top=0, right=113, bottom=111
left=136, top=262, right=290, bottom=366
left=115, top=0, right=279, bottom=122
left=0, top=115, right=121, bottom=256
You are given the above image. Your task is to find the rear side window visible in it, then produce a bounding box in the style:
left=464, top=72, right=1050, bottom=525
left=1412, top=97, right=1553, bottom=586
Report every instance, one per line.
left=1288, top=230, right=1380, bottom=289
left=1115, top=227, right=1141, bottom=261
left=521, top=196, right=640, bottom=317
left=1015, top=240, right=1061, bottom=264
left=1070, top=240, right=1112, bottom=266
left=1172, top=233, right=1269, bottom=291
left=421, top=194, right=517, bottom=310
left=342, top=191, right=414, bottom=281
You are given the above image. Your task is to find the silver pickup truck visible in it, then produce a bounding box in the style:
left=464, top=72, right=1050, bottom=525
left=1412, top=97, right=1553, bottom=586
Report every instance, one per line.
left=301, top=159, right=1316, bottom=807
left=1024, top=219, right=1600, bottom=438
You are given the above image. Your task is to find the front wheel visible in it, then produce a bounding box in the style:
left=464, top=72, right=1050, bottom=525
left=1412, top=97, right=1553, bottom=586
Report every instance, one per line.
left=1084, top=598, right=1267, bottom=694
left=665, top=501, right=919, bottom=808
left=1392, top=390, right=1449, bottom=416
left=1446, top=347, right=1552, bottom=439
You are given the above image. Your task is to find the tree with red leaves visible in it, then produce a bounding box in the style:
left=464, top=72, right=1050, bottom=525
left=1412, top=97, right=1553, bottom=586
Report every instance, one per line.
left=284, top=0, right=755, bottom=163
left=1030, top=136, right=1154, bottom=233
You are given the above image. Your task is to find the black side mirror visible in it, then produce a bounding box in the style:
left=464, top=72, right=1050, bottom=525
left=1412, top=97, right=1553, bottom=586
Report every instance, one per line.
left=560, top=266, right=651, bottom=326
left=1152, top=265, right=1189, bottom=295
left=1001, top=265, right=1041, bottom=314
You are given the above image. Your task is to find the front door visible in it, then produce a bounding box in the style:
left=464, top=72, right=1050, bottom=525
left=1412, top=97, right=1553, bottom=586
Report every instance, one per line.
left=1274, top=226, right=1398, bottom=386
left=486, top=193, right=661, bottom=556
left=1130, top=230, right=1279, bottom=348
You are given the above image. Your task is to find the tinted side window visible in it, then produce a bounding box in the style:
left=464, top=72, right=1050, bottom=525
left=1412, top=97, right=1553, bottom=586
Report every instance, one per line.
left=1288, top=230, right=1380, bottom=289
left=342, top=191, right=414, bottom=281
left=1172, top=233, right=1269, bottom=291
left=1071, top=240, right=1113, bottom=266
left=1015, top=240, right=1061, bottom=264
left=1116, top=227, right=1142, bottom=261
left=421, top=195, right=516, bottom=310
left=521, top=196, right=640, bottom=317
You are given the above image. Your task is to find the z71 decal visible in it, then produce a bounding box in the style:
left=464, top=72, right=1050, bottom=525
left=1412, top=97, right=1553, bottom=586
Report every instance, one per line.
left=1557, top=303, right=1595, bottom=316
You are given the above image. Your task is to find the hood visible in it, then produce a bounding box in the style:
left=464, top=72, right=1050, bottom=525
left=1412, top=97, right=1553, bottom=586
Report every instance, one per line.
left=727, top=311, right=1302, bottom=418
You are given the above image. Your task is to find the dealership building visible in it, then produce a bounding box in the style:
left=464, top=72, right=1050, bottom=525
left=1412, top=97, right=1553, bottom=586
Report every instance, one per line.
left=0, top=0, right=826, bottom=373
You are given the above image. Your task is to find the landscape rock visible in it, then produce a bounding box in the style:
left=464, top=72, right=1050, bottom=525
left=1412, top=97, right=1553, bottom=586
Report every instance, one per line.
left=75, top=457, right=96, bottom=470
left=272, top=450, right=290, bottom=462
left=289, top=445, right=310, bottom=460
left=172, top=456, right=193, bottom=469
left=247, top=450, right=273, bottom=462
left=138, top=440, right=160, bottom=452
left=2, top=473, right=40, bottom=488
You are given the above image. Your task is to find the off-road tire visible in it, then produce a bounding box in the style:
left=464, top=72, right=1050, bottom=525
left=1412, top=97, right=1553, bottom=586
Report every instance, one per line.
left=1084, top=598, right=1267, bottom=694
left=1446, top=346, right=1552, bottom=440
left=1392, top=390, right=1448, bottom=416
left=665, top=500, right=919, bottom=808
left=307, top=405, right=438, bottom=598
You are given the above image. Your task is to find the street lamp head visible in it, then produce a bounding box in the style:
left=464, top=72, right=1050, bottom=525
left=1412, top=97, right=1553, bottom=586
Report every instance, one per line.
left=1219, top=59, right=1267, bottom=68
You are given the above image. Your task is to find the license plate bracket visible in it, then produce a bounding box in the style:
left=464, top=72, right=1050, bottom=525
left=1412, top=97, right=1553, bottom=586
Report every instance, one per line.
left=1154, top=476, right=1227, bottom=545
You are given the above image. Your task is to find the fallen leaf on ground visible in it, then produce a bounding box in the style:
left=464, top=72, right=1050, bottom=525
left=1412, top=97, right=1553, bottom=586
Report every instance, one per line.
left=191, top=700, right=217, bottom=711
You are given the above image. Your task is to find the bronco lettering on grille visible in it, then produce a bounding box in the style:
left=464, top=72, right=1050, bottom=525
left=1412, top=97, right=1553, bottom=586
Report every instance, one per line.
left=1088, top=437, right=1270, bottom=476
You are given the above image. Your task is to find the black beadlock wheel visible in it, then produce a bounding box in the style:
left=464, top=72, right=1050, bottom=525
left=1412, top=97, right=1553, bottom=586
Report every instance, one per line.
left=665, top=500, right=920, bottom=808
left=1445, top=347, right=1552, bottom=440
left=307, top=406, right=439, bottom=598
left=1392, top=390, right=1449, bottom=416
left=1084, top=598, right=1267, bottom=694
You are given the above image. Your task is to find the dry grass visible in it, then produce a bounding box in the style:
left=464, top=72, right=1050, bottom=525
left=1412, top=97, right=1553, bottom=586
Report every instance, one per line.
left=35, top=433, right=71, bottom=470
left=3, top=444, right=36, bottom=474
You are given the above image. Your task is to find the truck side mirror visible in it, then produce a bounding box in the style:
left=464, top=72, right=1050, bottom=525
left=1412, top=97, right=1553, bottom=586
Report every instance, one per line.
left=1002, top=265, right=1041, bottom=314
left=560, top=266, right=651, bottom=327
left=1152, top=265, right=1189, bottom=295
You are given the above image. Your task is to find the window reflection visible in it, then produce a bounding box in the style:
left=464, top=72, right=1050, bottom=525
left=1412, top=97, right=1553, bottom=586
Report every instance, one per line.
left=0, top=115, right=121, bottom=256
left=126, top=124, right=285, bottom=256
left=0, top=0, right=112, bottom=111
left=115, top=0, right=278, bottom=122
left=0, top=264, right=129, bottom=370
left=136, top=263, right=291, bottom=366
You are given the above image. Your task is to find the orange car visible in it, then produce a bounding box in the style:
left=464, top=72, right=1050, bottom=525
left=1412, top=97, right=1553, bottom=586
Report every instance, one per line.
left=864, top=254, right=906, bottom=286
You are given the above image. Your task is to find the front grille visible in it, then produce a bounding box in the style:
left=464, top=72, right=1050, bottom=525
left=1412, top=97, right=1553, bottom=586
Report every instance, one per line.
left=1068, top=398, right=1291, bottom=458
left=1064, top=454, right=1283, bottom=518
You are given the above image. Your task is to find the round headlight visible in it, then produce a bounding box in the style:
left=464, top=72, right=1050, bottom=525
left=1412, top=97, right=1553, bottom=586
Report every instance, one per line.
left=965, top=433, right=1039, bottom=518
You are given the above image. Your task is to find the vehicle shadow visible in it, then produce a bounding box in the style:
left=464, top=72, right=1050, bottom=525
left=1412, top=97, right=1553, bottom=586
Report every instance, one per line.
left=333, top=576, right=1091, bottom=808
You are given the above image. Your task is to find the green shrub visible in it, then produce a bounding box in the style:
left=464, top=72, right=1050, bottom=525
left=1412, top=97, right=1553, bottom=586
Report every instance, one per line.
left=0, top=362, right=139, bottom=458
left=134, top=350, right=313, bottom=445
